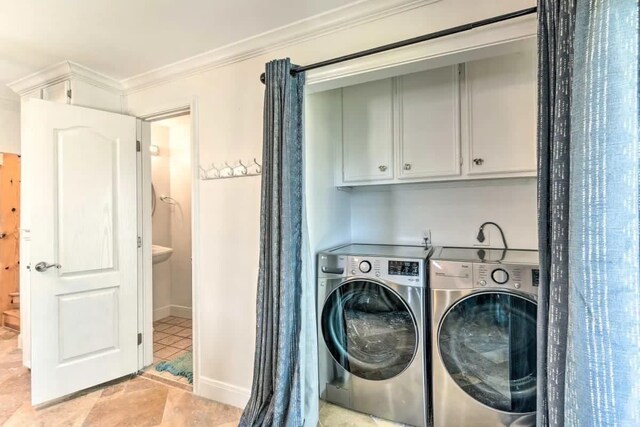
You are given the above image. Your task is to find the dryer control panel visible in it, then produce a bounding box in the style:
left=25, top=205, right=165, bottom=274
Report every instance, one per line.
left=473, top=263, right=539, bottom=295
left=318, top=253, right=426, bottom=287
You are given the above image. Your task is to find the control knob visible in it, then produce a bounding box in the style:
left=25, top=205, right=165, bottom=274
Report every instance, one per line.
left=359, top=261, right=372, bottom=273
left=491, top=268, right=509, bottom=284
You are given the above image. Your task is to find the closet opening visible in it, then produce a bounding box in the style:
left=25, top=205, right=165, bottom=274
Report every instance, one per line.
left=0, top=153, right=20, bottom=334
left=141, top=111, right=194, bottom=390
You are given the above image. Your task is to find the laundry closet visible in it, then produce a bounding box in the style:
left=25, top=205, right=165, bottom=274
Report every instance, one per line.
left=305, top=41, right=539, bottom=253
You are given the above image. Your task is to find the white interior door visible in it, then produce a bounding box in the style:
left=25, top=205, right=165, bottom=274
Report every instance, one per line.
left=25, top=99, right=139, bottom=405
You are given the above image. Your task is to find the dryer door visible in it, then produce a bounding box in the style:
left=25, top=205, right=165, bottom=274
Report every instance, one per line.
left=438, top=291, right=537, bottom=413
left=321, top=279, right=418, bottom=381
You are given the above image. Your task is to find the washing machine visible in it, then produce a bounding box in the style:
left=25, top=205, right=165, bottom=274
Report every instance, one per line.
left=317, top=244, right=432, bottom=427
left=430, top=247, right=539, bottom=427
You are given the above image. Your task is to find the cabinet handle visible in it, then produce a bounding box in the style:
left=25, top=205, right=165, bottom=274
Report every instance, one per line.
left=378, top=165, right=388, bottom=172
left=473, top=158, right=484, bottom=166
left=404, top=163, right=412, bottom=171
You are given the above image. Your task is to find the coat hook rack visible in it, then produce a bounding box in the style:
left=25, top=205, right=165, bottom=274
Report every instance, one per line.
left=200, top=158, right=262, bottom=180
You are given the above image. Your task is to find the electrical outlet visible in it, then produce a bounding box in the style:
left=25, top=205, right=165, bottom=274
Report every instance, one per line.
left=472, top=228, right=491, bottom=247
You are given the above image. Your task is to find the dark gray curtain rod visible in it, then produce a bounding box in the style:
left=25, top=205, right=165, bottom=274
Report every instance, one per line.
left=259, top=6, right=537, bottom=84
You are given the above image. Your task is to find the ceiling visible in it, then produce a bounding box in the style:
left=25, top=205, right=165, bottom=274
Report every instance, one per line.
left=0, top=0, right=357, bottom=99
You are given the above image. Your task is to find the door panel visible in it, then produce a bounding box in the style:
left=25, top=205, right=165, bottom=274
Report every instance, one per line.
left=342, top=79, right=394, bottom=183
left=397, top=66, right=460, bottom=179
left=25, top=99, right=138, bottom=405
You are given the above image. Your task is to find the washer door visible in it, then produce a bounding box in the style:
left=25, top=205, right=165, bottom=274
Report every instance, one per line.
left=321, top=279, right=418, bottom=381
left=439, top=291, right=537, bottom=413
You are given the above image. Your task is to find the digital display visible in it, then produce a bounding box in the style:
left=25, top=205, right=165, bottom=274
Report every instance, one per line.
left=389, top=261, right=419, bottom=277
left=532, top=269, right=540, bottom=287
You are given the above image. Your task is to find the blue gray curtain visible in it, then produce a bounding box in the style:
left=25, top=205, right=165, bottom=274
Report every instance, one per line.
left=537, top=0, right=639, bottom=425
left=240, top=58, right=305, bottom=427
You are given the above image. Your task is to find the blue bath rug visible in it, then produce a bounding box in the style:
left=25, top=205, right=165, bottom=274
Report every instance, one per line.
left=156, top=351, right=193, bottom=384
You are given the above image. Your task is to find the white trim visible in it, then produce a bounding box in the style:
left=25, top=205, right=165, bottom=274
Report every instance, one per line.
left=304, top=15, right=537, bottom=93
left=197, top=376, right=251, bottom=409
left=170, top=305, right=193, bottom=319
left=121, top=0, right=441, bottom=93
left=153, top=305, right=172, bottom=322
left=7, top=61, right=123, bottom=96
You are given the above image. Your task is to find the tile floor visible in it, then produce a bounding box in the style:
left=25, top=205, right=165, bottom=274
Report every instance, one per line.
left=0, top=327, right=242, bottom=426
left=319, top=400, right=408, bottom=426
left=143, top=316, right=193, bottom=390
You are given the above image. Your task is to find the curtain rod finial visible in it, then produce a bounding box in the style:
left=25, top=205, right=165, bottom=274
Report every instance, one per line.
left=260, top=73, right=266, bottom=84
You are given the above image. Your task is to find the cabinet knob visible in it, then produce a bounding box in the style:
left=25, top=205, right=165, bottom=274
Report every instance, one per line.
left=473, top=158, right=484, bottom=166
left=378, top=165, right=388, bottom=172
left=404, top=163, right=412, bottom=171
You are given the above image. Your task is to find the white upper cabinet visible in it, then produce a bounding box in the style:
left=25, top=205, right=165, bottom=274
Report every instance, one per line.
left=335, top=49, right=537, bottom=187
left=396, top=66, right=460, bottom=180
left=341, top=79, right=394, bottom=183
left=41, top=80, right=71, bottom=104
left=463, top=50, right=537, bottom=176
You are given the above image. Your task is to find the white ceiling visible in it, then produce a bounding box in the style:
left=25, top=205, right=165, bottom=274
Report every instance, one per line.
left=0, top=0, right=357, bottom=99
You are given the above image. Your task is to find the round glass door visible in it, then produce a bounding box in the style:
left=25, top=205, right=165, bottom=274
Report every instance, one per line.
left=439, top=292, right=537, bottom=413
left=321, top=280, right=418, bottom=381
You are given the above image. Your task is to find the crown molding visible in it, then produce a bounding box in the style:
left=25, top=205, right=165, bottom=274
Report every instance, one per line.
left=121, top=0, right=441, bottom=93
left=7, top=60, right=123, bottom=96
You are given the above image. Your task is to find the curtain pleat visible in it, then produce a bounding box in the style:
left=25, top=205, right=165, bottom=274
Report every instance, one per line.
left=240, top=58, right=305, bottom=427
left=537, top=1, right=576, bottom=426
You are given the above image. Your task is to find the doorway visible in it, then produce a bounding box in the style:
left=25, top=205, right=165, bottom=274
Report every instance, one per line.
left=0, top=153, right=20, bottom=333
left=142, top=113, right=194, bottom=389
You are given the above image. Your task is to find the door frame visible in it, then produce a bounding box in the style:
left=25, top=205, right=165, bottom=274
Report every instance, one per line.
left=136, top=97, right=200, bottom=393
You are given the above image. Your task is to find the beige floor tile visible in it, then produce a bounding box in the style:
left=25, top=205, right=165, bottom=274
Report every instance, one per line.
left=177, top=319, right=192, bottom=327
left=164, top=326, right=184, bottom=335
left=156, top=346, right=181, bottom=360
left=163, top=317, right=185, bottom=326
left=154, top=323, right=174, bottom=332
left=84, top=380, right=169, bottom=426
left=175, top=328, right=192, bottom=338
left=3, top=389, right=102, bottom=427
left=319, top=402, right=377, bottom=427
left=154, top=343, right=167, bottom=353
left=154, top=331, right=170, bottom=343
left=160, top=387, right=242, bottom=426
left=173, top=338, right=192, bottom=350
left=158, top=335, right=182, bottom=346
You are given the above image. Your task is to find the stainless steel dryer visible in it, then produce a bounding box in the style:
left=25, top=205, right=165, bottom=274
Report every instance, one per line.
left=318, top=244, right=432, bottom=427
left=430, top=247, right=539, bottom=427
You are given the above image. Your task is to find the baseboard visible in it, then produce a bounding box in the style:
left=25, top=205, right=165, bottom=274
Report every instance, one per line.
left=170, top=305, right=192, bottom=319
left=153, top=305, right=171, bottom=321
left=197, top=376, right=250, bottom=409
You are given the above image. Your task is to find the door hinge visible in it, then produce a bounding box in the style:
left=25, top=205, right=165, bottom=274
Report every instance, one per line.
left=137, top=236, right=142, bottom=248
left=136, top=140, right=141, bottom=152
left=66, top=89, right=72, bottom=100
left=137, top=333, right=142, bottom=345
left=460, top=156, right=464, bottom=166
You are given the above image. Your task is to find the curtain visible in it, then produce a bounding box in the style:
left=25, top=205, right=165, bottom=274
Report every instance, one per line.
left=537, top=1, right=576, bottom=425
left=240, top=58, right=306, bottom=427
left=565, top=1, right=639, bottom=426
left=538, top=0, right=640, bottom=425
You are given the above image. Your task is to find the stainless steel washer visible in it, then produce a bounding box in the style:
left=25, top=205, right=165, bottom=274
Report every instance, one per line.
left=430, top=247, right=539, bottom=427
left=318, top=244, right=432, bottom=427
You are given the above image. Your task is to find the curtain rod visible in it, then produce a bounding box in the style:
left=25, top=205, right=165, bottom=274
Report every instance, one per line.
left=260, top=6, right=537, bottom=84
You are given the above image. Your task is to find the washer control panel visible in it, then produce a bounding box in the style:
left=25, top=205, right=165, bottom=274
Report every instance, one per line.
left=474, top=263, right=539, bottom=294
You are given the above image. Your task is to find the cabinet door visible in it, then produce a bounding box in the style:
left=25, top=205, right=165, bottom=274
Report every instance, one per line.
left=41, top=80, right=71, bottom=104
left=397, top=66, right=460, bottom=179
left=464, top=50, right=536, bottom=175
left=341, top=79, right=393, bottom=183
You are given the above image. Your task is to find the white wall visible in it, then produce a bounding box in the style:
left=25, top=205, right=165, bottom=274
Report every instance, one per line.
left=168, top=118, right=192, bottom=316
left=125, top=0, right=536, bottom=407
left=151, top=124, right=172, bottom=320
left=349, top=179, right=538, bottom=249
left=151, top=117, right=193, bottom=320
left=0, top=98, right=20, bottom=154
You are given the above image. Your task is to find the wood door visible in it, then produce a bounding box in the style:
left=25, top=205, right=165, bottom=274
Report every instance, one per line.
left=341, top=79, right=394, bottom=183
left=397, top=66, right=461, bottom=180
left=24, top=99, right=139, bottom=405
left=0, top=154, right=20, bottom=330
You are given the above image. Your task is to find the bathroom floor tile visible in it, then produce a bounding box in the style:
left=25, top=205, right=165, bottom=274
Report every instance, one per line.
left=153, top=331, right=169, bottom=342
left=176, top=328, right=192, bottom=338
left=155, top=346, right=181, bottom=360
left=173, top=338, right=192, bottom=349
left=157, top=335, right=182, bottom=346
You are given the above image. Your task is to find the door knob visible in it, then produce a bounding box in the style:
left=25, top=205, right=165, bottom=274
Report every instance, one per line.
left=34, top=262, right=61, bottom=272
left=473, top=158, right=484, bottom=166
left=404, top=163, right=412, bottom=171
left=378, top=165, right=388, bottom=172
